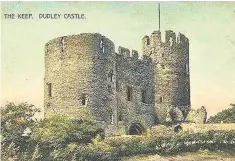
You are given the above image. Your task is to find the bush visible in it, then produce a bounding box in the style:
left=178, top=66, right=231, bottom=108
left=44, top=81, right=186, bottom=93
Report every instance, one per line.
left=207, top=104, right=235, bottom=123
left=1, top=102, right=40, bottom=160
left=30, top=115, right=105, bottom=160
left=155, top=130, right=235, bottom=155
left=100, top=130, right=235, bottom=159
left=2, top=102, right=235, bottom=160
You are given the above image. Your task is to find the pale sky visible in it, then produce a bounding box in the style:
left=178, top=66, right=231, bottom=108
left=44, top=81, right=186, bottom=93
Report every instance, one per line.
left=1, top=1, right=235, bottom=117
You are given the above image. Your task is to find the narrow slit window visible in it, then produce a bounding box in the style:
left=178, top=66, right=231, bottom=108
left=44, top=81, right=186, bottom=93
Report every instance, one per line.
left=169, top=37, right=173, bottom=46
left=100, top=39, right=104, bottom=53
left=100, top=39, right=103, bottom=49
left=108, top=70, right=114, bottom=82
left=146, top=38, right=150, bottom=45
left=47, top=83, right=52, bottom=97
left=141, top=90, right=147, bottom=103
left=127, top=86, right=132, bottom=101
left=110, top=113, right=114, bottom=124
left=159, top=96, right=163, bottom=103
left=81, top=94, right=86, bottom=105
left=116, top=82, right=119, bottom=91
left=118, top=114, right=122, bottom=121
left=108, top=85, right=112, bottom=94
left=186, top=64, right=189, bottom=74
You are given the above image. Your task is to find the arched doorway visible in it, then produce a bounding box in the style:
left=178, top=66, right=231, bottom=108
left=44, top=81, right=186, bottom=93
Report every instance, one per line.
left=128, top=123, right=145, bottom=135
left=174, top=124, right=183, bottom=133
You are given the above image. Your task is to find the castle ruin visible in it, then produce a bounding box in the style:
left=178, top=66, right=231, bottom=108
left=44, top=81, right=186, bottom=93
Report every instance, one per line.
left=44, top=30, right=190, bottom=135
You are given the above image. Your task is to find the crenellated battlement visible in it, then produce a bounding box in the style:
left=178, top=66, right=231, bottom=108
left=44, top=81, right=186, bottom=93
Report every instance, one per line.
left=177, top=32, right=189, bottom=43
left=132, top=50, right=139, bottom=59
left=45, top=33, right=115, bottom=55
left=118, top=47, right=139, bottom=59
left=142, top=30, right=189, bottom=48
left=45, top=31, right=190, bottom=130
left=118, top=46, right=131, bottom=57
left=117, top=46, right=152, bottom=65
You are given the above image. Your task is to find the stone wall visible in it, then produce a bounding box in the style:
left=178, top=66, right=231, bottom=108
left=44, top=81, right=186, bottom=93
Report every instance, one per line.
left=142, top=30, right=191, bottom=123
left=116, top=47, right=156, bottom=133
left=44, top=33, right=116, bottom=128
left=185, top=106, right=207, bottom=124
left=44, top=30, right=191, bottom=135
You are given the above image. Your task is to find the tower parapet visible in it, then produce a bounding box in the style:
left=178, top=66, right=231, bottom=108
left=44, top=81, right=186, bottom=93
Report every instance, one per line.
left=44, top=30, right=190, bottom=135
left=44, top=33, right=117, bottom=125
left=132, top=50, right=139, bottom=59
left=117, top=46, right=152, bottom=66
left=118, top=46, right=130, bottom=57
left=150, top=30, right=161, bottom=46
left=142, top=30, right=191, bottom=123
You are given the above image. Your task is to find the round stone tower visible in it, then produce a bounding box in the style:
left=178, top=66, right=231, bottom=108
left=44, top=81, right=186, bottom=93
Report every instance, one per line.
left=142, top=30, right=191, bottom=123
left=44, top=33, right=117, bottom=124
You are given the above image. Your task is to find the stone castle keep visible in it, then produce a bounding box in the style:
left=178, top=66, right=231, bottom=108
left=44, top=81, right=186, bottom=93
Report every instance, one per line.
left=44, top=30, right=191, bottom=135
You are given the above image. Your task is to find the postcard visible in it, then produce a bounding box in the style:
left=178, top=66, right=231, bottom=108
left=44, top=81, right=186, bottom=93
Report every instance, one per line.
left=1, top=1, right=235, bottom=161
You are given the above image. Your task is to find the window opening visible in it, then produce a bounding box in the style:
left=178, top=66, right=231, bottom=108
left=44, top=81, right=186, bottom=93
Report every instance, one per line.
left=108, top=85, right=112, bottom=94
left=118, top=114, right=122, bottom=121
left=141, top=90, right=147, bottom=103
left=169, top=37, right=173, bottom=46
left=116, top=82, right=119, bottom=91
left=186, top=64, right=189, bottom=74
left=100, top=39, right=104, bottom=53
left=108, top=70, right=114, bottom=82
left=110, top=113, right=114, bottom=124
left=81, top=94, right=86, bottom=105
left=47, top=83, right=52, bottom=97
left=159, top=96, right=163, bottom=103
left=146, top=38, right=150, bottom=45
left=127, top=86, right=132, bottom=101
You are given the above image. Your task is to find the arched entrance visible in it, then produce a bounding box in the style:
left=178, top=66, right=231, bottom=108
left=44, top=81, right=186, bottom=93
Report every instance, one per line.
left=174, top=124, right=183, bottom=133
left=128, top=123, right=145, bottom=135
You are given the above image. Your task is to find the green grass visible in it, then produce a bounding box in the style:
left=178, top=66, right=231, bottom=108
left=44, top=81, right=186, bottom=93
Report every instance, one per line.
left=122, top=150, right=235, bottom=161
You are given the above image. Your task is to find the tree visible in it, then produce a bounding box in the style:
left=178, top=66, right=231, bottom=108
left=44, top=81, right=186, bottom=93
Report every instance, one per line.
left=29, top=115, right=104, bottom=160
left=31, top=115, right=104, bottom=149
left=207, top=104, right=235, bottom=123
left=1, top=102, right=41, bottom=160
left=1, top=102, right=105, bottom=160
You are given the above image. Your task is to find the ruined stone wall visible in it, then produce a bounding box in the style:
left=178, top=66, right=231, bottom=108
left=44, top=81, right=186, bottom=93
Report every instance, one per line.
left=44, top=30, right=191, bottom=135
left=142, top=30, right=191, bottom=123
left=44, top=33, right=117, bottom=126
left=185, top=106, right=207, bottom=124
left=116, top=47, right=156, bottom=132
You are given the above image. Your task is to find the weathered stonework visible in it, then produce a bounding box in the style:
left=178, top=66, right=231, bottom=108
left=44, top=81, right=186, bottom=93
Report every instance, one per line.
left=44, top=30, right=191, bottom=135
left=185, top=106, right=207, bottom=124
left=142, top=30, right=191, bottom=123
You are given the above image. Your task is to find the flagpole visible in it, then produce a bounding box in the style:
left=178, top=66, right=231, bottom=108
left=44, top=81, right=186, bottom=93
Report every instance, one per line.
left=159, top=3, right=161, bottom=31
